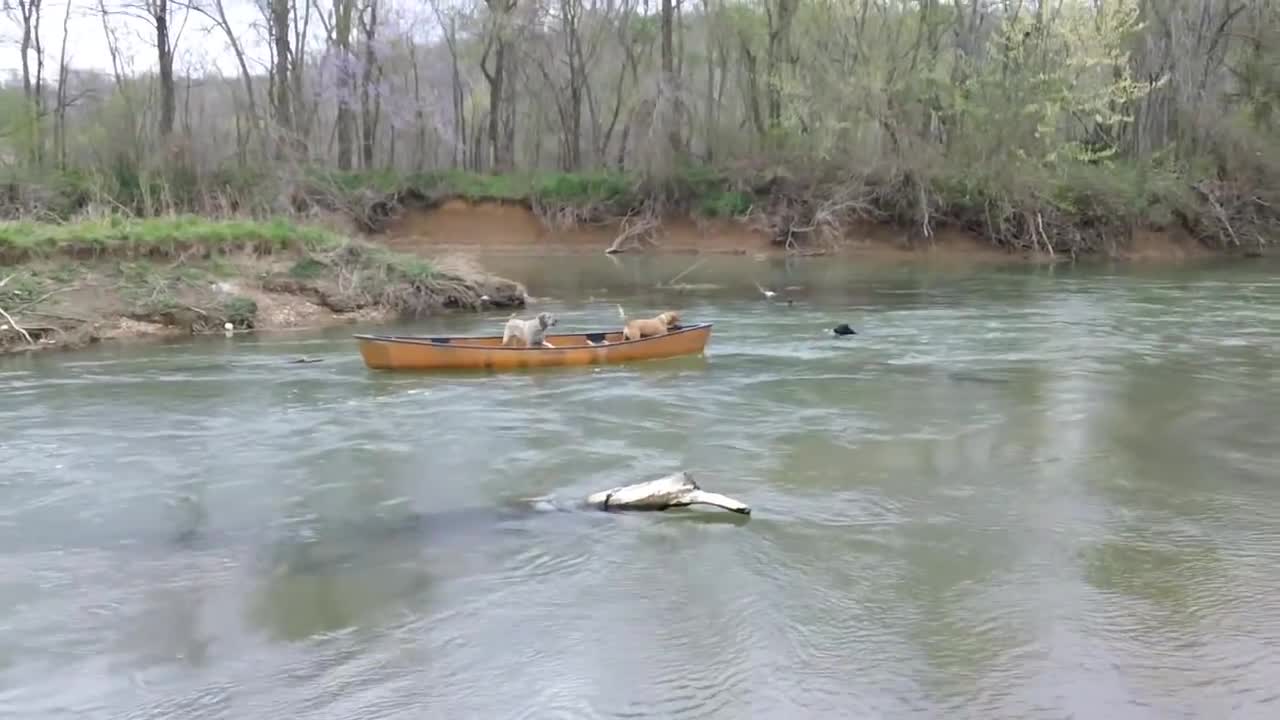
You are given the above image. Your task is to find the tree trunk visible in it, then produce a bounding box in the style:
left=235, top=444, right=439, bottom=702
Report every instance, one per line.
left=740, top=36, right=766, bottom=137
left=291, top=0, right=313, bottom=152
left=155, top=0, right=176, bottom=138
left=660, top=0, right=682, bottom=159
left=204, top=0, right=257, bottom=148
left=765, top=0, right=798, bottom=130
left=55, top=0, right=71, bottom=169
left=269, top=0, right=294, bottom=152
left=488, top=40, right=506, bottom=170
left=563, top=0, right=583, bottom=170
left=16, top=0, right=45, bottom=165
left=333, top=0, right=357, bottom=170
left=408, top=36, right=427, bottom=171
left=481, top=0, right=517, bottom=172
left=359, top=0, right=380, bottom=170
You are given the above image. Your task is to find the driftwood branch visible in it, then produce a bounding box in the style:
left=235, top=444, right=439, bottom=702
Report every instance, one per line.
left=0, top=305, right=34, bottom=344
left=605, top=208, right=661, bottom=254
left=1196, top=181, right=1241, bottom=247
left=659, top=256, right=706, bottom=287
left=0, top=274, right=35, bottom=344
left=1036, top=212, right=1054, bottom=258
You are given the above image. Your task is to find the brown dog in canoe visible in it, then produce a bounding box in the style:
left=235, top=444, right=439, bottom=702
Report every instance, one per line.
left=617, top=305, right=681, bottom=342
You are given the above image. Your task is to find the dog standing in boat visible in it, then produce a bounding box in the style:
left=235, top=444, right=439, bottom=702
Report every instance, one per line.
left=616, top=305, right=681, bottom=341
left=502, top=311, right=558, bottom=348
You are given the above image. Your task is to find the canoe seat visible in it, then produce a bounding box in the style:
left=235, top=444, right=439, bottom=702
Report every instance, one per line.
left=585, top=332, right=608, bottom=345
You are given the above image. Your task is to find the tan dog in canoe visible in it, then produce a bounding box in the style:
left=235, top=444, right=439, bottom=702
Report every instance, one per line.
left=617, top=305, right=681, bottom=342
left=502, top=311, right=558, bottom=348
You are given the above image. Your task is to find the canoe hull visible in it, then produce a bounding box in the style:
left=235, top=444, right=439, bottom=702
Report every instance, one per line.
left=354, top=323, right=712, bottom=371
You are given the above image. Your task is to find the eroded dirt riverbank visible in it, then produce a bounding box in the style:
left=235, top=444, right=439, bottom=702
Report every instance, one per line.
left=374, top=199, right=1218, bottom=264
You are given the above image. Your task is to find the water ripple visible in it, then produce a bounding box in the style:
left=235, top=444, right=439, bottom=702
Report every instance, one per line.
left=3, top=259, right=1280, bottom=719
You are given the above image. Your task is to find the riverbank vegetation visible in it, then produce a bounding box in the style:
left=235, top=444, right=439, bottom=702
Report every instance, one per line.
left=0, top=216, right=527, bottom=354
left=2, top=0, right=1277, bottom=258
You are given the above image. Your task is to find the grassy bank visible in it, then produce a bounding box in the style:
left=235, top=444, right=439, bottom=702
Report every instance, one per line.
left=0, top=215, right=527, bottom=355
left=4, top=160, right=1273, bottom=259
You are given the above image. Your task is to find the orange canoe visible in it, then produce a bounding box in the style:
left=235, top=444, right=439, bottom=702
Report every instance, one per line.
left=354, top=323, right=713, bottom=371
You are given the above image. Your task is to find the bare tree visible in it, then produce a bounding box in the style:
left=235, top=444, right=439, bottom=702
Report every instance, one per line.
left=268, top=0, right=295, bottom=154
left=187, top=0, right=259, bottom=149
left=53, top=0, right=73, bottom=168
left=6, top=0, right=45, bottom=163
left=358, top=0, right=382, bottom=170
left=480, top=0, right=517, bottom=171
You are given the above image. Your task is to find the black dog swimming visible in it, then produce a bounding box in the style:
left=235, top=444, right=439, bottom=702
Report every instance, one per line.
left=833, top=323, right=857, bottom=336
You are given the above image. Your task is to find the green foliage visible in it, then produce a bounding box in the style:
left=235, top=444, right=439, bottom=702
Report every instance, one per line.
left=1048, top=162, right=1190, bottom=224
left=532, top=172, right=635, bottom=206
left=660, top=166, right=754, bottom=216
left=308, top=168, right=408, bottom=195
left=220, top=295, right=259, bottom=328
left=0, top=215, right=343, bottom=262
left=288, top=257, right=329, bottom=279
left=698, top=190, right=754, bottom=217
left=415, top=170, right=532, bottom=200
left=0, top=271, right=45, bottom=308
left=308, top=169, right=637, bottom=208
left=320, top=241, right=438, bottom=284
left=0, top=90, right=41, bottom=164
left=304, top=165, right=756, bottom=218
left=387, top=255, right=439, bottom=285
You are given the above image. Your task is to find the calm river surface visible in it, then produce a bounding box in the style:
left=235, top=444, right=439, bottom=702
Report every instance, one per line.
left=3, top=254, right=1280, bottom=719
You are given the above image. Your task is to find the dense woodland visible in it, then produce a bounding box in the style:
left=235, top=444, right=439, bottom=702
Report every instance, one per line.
left=2, top=0, right=1278, bottom=253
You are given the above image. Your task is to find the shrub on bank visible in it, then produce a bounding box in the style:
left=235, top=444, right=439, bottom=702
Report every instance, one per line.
left=2, top=158, right=1273, bottom=256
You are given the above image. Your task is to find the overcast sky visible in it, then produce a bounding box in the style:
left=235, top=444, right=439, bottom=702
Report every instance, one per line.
left=2, top=0, right=297, bottom=78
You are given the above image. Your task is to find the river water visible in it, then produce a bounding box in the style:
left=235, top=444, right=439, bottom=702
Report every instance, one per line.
left=2, top=253, right=1279, bottom=719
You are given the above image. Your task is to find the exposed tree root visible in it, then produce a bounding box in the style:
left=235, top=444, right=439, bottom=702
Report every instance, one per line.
left=0, top=275, right=34, bottom=344
left=745, top=174, right=882, bottom=253
left=531, top=196, right=619, bottom=233
left=0, top=305, right=33, bottom=344
left=1187, top=181, right=1276, bottom=252
left=605, top=207, right=662, bottom=254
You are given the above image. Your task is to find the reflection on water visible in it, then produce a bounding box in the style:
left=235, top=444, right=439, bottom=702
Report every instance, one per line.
left=2, top=254, right=1280, bottom=719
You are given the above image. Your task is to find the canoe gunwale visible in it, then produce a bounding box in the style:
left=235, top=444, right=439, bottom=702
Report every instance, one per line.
left=352, top=322, right=713, bottom=352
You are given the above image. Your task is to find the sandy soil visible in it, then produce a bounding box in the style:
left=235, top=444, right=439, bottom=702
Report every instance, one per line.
left=376, top=199, right=1208, bottom=264
left=378, top=199, right=774, bottom=255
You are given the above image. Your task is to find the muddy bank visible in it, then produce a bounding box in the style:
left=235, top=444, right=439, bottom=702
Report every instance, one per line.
left=1, top=244, right=527, bottom=357
left=374, top=200, right=1216, bottom=264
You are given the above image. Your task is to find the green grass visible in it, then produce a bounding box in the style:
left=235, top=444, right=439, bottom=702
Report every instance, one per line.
left=418, top=170, right=537, bottom=201
left=0, top=215, right=344, bottom=262
left=287, top=256, right=330, bottom=279
left=317, top=241, right=439, bottom=283
left=312, top=168, right=552, bottom=202
left=307, top=168, right=745, bottom=215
